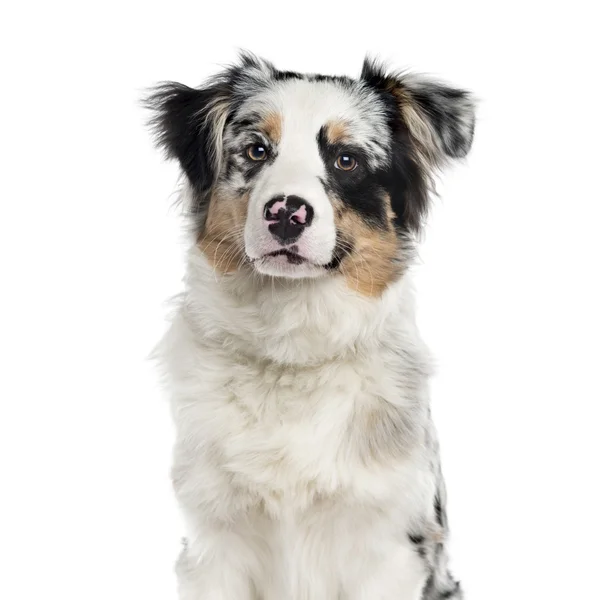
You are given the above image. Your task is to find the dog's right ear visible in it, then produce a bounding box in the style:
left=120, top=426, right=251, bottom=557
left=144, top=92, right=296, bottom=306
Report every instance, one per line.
left=144, top=79, right=233, bottom=193
left=144, top=53, right=276, bottom=194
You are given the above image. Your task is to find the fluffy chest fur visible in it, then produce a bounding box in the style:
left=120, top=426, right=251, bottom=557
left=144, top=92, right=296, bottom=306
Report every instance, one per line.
left=161, top=250, right=435, bottom=520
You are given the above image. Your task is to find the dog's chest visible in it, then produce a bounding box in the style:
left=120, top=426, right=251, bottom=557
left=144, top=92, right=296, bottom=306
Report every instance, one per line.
left=181, top=349, right=413, bottom=513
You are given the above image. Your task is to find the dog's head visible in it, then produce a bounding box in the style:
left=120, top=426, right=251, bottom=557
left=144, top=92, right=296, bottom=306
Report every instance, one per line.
left=146, top=53, right=475, bottom=296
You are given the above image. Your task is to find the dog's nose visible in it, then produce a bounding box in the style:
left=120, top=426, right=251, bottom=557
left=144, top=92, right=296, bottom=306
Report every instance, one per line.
left=263, top=195, right=314, bottom=245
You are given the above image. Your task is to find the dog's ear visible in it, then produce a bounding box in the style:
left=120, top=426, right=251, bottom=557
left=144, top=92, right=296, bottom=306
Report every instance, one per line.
left=144, top=52, right=276, bottom=195
left=361, top=58, right=476, bottom=231
left=361, top=58, right=476, bottom=164
left=144, top=78, right=233, bottom=193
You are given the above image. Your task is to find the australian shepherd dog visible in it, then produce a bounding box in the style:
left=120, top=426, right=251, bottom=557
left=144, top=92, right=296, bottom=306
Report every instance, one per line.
left=146, top=52, right=475, bottom=599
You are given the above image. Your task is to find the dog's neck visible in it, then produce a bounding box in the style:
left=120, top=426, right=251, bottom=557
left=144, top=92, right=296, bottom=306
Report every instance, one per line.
left=181, top=245, right=423, bottom=368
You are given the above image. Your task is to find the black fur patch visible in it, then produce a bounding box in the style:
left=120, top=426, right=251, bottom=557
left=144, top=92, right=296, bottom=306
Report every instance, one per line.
left=317, top=129, right=389, bottom=227
left=145, top=81, right=229, bottom=193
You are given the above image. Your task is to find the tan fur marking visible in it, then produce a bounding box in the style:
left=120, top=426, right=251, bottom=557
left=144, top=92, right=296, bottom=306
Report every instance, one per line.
left=387, top=84, right=438, bottom=168
left=198, top=190, right=249, bottom=274
left=325, top=120, right=350, bottom=144
left=260, top=112, right=282, bottom=144
left=205, top=98, right=232, bottom=178
left=332, top=195, right=401, bottom=297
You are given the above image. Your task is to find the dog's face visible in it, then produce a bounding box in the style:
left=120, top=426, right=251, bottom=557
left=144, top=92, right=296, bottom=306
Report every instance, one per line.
left=148, top=54, right=475, bottom=296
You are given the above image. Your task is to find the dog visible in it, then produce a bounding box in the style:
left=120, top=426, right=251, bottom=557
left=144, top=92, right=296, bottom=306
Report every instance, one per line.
left=146, top=52, right=475, bottom=599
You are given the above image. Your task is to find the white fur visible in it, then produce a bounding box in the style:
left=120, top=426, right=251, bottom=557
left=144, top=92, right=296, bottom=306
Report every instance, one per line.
left=155, top=235, right=440, bottom=599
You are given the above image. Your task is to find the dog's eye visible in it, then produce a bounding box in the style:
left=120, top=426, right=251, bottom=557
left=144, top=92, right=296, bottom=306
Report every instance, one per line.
left=334, top=154, right=357, bottom=172
left=247, top=144, right=268, bottom=161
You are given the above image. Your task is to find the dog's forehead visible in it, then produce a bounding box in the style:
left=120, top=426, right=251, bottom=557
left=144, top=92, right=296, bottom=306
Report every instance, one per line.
left=237, top=78, right=391, bottom=146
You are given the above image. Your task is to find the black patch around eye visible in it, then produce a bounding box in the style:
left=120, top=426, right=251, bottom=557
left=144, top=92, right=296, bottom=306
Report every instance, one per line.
left=317, top=127, right=388, bottom=227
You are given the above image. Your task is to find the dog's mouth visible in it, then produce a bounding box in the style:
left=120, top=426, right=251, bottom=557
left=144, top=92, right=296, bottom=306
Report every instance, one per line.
left=245, top=242, right=342, bottom=279
left=264, top=249, right=307, bottom=265
left=247, top=246, right=343, bottom=273
left=246, top=246, right=328, bottom=279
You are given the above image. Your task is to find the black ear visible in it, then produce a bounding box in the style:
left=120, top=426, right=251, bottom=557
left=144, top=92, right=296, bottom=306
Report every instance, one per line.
left=144, top=79, right=233, bottom=193
left=361, top=58, right=476, bottom=231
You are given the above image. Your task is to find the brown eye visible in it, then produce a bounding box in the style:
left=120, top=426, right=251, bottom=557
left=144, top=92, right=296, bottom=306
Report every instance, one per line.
left=335, top=154, right=357, bottom=171
left=247, top=144, right=268, bottom=161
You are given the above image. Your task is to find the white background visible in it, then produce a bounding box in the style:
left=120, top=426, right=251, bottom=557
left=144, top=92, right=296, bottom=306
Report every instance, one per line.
left=1, top=1, right=599, bottom=598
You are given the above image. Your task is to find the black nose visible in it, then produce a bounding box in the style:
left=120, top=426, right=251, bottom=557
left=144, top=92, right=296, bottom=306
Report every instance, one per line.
left=263, top=195, right=314, bottom=245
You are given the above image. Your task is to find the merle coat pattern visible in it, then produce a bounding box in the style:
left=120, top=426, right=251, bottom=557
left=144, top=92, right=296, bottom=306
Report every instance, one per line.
left=146, top=52, right=475, bottom=599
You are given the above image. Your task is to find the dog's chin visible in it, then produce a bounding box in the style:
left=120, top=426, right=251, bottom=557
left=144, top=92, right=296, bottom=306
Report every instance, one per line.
left=249, top=251, right=327, bottom=279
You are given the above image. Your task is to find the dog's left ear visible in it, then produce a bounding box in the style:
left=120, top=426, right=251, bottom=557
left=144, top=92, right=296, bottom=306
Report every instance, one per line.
left=361, top=59, right=476, bottom=166
left=396, top=75, right=476, bottom=164
left=361, top=59, right=476, bottom=231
